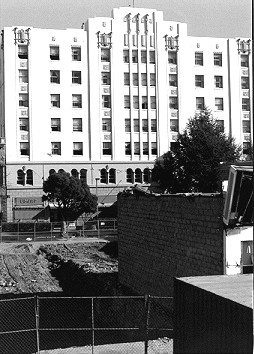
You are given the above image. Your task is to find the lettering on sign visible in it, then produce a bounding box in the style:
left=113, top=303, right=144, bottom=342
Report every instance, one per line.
left=14, top=197, right=43, bottom=206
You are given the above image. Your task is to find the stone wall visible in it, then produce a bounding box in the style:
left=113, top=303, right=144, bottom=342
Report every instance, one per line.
left=118, top=190, right=224, bottom=296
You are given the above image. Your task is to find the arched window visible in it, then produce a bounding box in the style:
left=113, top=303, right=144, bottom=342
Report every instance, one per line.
left=135, top=168, right=142, bottom=183
left=49, top=169, right=56, bottom=176
left=143, top=168, right=151, bottom=183
left=100, top=168, right=107, bottom=184
left=80, top=169, right=87, bottom=183
left=109, top=168, right=116, bottom=184
left=58, top=169, right=65, bottom=174
left=126, top=168, right=133, bottom=183
left=71, top=169, right=79, bottom=178
left=26, top=169, right=33, bottom=185
left=17, top=169, right=25, bottom=185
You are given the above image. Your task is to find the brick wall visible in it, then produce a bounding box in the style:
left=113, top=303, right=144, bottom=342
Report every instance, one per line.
left=118, top=190, right=224, bottom=296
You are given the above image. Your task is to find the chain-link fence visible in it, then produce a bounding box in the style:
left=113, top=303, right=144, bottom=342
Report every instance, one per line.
left=0, top=295, right=173, bottom=354
left=0, top=219, right=117, bottom=243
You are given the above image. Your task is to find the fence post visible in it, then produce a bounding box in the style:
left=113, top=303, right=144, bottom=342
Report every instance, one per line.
left=34, top=221, right=36, bottom=241
left=144, top=295, right=151, bottom=354
left=35, top=296, right=40, bottom=354
left=91, top=297, right=94, bottom=354
left=50, top=222, right=53, bottom=241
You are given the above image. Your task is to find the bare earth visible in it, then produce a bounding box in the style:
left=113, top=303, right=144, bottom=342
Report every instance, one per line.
left=0, top=238, right=116, bottom=294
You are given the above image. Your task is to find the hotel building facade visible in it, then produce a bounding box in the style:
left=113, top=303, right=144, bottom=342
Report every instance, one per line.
left=0, top=7, right=252, bottom=221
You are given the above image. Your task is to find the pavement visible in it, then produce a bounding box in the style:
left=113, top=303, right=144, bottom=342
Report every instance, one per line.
left=39, top=339, right=173, bottom=354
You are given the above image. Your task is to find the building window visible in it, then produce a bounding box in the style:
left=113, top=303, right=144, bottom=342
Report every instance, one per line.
left=72, top=94, right=82, bottom=108
left=20, top=142, right=29, bottom=155
left=51, top=118, right=61, bottom=131
left=80, top=169, right=87, bottom=183
left=102, top=142, right=112, bottom=155
left=102, top=95, right=111, bottom=108
left=214, top=53, right=222, bottom=66
left=124, top=73, right=130, bottom=85
left=134, top=142, right=140, bottom=155
left=242, top=98, right=250, bottom=111
left=19, top=94, right=28, bottom=107
left=150, top=73, right=156, bottom=86
left=17, top=170, right=25, bottom=185
left=50, top=70, right=60, bottom=84
left=195, top=52, right=203, bottom=66
left=71, top=169, right=79, bottom=178
left=142, top=119, right=148, bottom=132
left=109, top=169, right=116, bottom=184
left=101, top=48, right=110, bottom=62
left=170, top=142, right=178, bottom=152
left=72, top=46, right=81, bottom=61
left=132, top=50, right=138, bottom=63
left=51, top=142, right=61, bottom=155
left=132, top=73, right=139, bottom=86
left=50, top=46, right=59, bottom=60
left=26, top=169, right=33, bottom=185
left=149, top=51, right=155, bottom=64
left=73, top=142, right=83, bottom=155
left=242, top=120, right=250, bottom=133
left=214, top=76, right=223, bottom=88
left=73, top=118, right=82, bottom=132
left=51, top=94, right=60, bottom=108
left=150, top=96, right=156, bottom=109
left=125, top=142, right=131, bottom=155
left=126, top=168, right=133, bottom=183
left=143, top=142, right=148, bottom=155
left=216, top=120, right=224, bottom=132
left=72, top=71, right=81, bottom=84
left=18, top=45, right=28, bottom=59
left=100, top=168, right=107, bottom=183
left=215, top=97, right=224, bottom=111
left=151, top=119, right=157, bottom=132
left=123, top=50, right=129, bottom=63
left=151, top=142, right=157, bottom=155
left=125, top=119, right=131, bottom=132
left=196, top=97, right=205, bottom=110
left=141, top=73, right=147, bottom=86
left=241, top=77, right=249, bottom=89
left=243, top=142, right=251, bottom=155
left=142, top=96, right=148, bottom=109
left=124, top=95, right=130, bottom=109
left=19, top=118, right=29, bottom=131
left=241, top=55, right=248, bottom=67
left=133, top=119, right=140, bottom=132
left=195, top=75, right=204, bottom=88
left=19, top=70, right=28, bottom=83
left=141, top=50, right=147, bottom=63
left=143, top=168, right=151, bottom=183
left=102, top=118, right=111, bottom=132
left=101, top=72, right=110, bottom=85
left=169, top=74, right=177, bottom=87
left=133, top=96, right=139, bottom=109
left=170, top=119, right=179, bottom=132
left=135, top=168, right=142, bottom=183
left=168, top=51, right=177, bottom=64
left=169, top=96, right=178, bottom=110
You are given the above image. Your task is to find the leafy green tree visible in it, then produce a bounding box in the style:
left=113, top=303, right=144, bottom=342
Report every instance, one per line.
left=152, top=108, right=241, bottom=193
left=42, top=171, right=97, bottom=222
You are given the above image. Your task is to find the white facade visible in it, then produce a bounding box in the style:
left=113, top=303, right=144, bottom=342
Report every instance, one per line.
left=0, top=7, right=252, bottom=221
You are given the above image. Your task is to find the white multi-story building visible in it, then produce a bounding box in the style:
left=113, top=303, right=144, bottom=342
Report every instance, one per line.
left=0, top=7, right=252, bottom=221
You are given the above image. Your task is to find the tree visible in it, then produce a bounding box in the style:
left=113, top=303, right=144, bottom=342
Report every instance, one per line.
left=42, top=171, right=97, bottom=222
left=152, top=108, right=241, bottom=193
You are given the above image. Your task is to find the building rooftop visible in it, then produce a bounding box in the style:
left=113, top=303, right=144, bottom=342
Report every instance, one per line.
left=177, top=274, right=253, bottom=309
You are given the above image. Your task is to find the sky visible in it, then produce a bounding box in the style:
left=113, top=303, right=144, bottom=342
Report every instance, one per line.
left=0, top=0, right=252, bottom=38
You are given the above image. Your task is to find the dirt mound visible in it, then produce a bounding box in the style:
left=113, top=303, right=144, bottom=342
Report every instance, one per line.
left=0, top=241, right=118, bottom=295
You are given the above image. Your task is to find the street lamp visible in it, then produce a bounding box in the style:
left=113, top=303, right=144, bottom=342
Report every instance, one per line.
left=95, top=177, right=100, bottom=238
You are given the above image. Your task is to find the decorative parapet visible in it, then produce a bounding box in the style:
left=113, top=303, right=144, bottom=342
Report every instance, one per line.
left=97, top=31, right=112, bottom=48
left=164, top=35, right=179, bottom=51
left=13, top=27, right=31, bottom=45
left=236, top=39, right=251, bottom=54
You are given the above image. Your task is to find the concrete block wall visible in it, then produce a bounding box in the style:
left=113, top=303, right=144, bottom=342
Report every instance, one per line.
left=118, top=191, right=224, bottom=296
